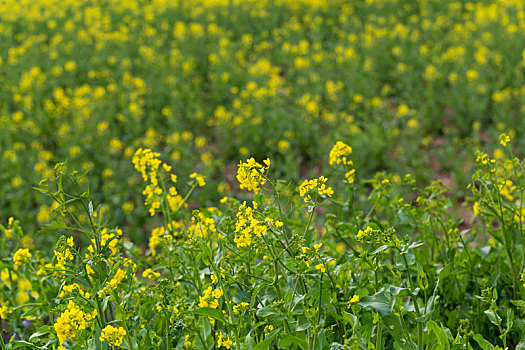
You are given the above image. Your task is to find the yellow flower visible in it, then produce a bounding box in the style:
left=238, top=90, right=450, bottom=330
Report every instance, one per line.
left=100, top=325, right=127, bottom=347
left=357, top=226, right=373, bottom=239
left=499, top=133, right=510, bottom=147
left=349, top=295, right=360, bottom=305
left=0, top=306, right=8, bottom=319
left=345, top=169, right=356, bottom=183
left=329, top=141, right=353, bottom=166
left=466, top=69, right=478, bottom=82
left=13, top=248, right=31, bottom=270
left=217, top=332, right=234, bottom=349
left=473, top=202, right=480, bottom=216
left=190, top=172, right=206, bottom=187
left=107, top=269, right=127, bottom=288
left=198, top=287, right=222, bottom=309
left=264, top=324, right=274, bottom=336
left=142, top=268, right=160, bottom=279
left=236, top=158, right=270, bottom=194
left=315, top=264, right=326, bottom=273
left=54, top=301, right=94, bottom=345
left=233, top=302, right=249, bottom=314
left=298, top=176, right=333, bottom=203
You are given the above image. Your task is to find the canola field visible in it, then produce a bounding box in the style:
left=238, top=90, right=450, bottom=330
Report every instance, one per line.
left=1, top=0, right=525, bottom=349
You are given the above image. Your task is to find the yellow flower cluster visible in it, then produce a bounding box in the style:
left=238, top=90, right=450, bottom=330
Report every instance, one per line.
left=329, top=141, right=353, bottom=166
left=357, top=226, right=374, bottom=239
left=58, top=283, right=90, bottom=298
left=146, top=221, right=181, bottom=256
left=233, top=302, right=250, bottom=314
left=98, top=268, right=128, bottom=298
left=234, top=202, right=267, bottom=248
left=475, top=151, right=495, bottom=165
left=298, top=176, right=333, bottom=203
left=100, top=325, right=127, bottom=347
left=217, top=332, right=234, bottom=349
left=499, top=133, right=510, bottom=147
left=190, top=172, right=206, bottom=187
left=54, top=300, right=96, bottom=346
left=142, top=268, right=160, bottom=280
left=315, top=263, right=326, bottom=273
left=189, top=212, right=217, bottom=239
left=498, top=179, right=515, bottom=201
left=132, top=148, right=183, bottom=216
left=13, top=248, right=31, bottom=270
left=86, top=228, right=121, bottom=258
left=132, top=148, right=162, bottom=184
left=236, top=158, right=270, bottom=194
left=108, top=269, right=127, bottom=288
left=3, top=217, right=16, bottom=239
left=148, top=226, right=166, bottom=256
left=329, top=141, right=356, bottom=183
left=54, top=248, right=73, bottom=270
left=198, top=286, right=223, bottom=309
left=264, top=325, right=274, bottom=336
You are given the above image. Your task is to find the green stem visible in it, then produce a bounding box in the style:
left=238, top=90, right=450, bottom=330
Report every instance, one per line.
left=402, top=253, right=423, bottom=349
left=317, top=274, right=322, bottom=325
left=491, top=170, right=518, bottom=298
left=212, top=262, right=241, bottom=350
left=111, top=291, right=135, bottom=350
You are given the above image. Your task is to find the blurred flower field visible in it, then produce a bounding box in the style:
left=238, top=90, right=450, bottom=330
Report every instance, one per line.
left=1, top=0, right=524, bottom=238
left=1, top=0, right=525, bottom=349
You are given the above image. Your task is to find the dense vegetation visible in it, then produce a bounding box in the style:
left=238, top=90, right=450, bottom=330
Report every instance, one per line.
left=1, top=0, right=525, bottom=349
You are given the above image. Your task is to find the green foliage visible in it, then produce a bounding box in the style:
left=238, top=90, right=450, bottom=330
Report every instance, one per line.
left=2, top=138, right=525, bottom=349
left=1, top=0, right=525, bottom=241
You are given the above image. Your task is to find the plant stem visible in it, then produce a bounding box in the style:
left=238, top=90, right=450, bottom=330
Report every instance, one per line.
left=402, top=253, right=423, bottom=349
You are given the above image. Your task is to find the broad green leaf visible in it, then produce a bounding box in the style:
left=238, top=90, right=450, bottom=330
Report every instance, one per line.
left=427, top=321, right=450, bottom=350
left=484, top=309, right=501, bottom=326
left=29, top=325, right=52, bottom=340
left=280, top=334, right=307, bottom=349
left=256, top=306, right=279, bottom=317
left=473, top=334, right=495, bottom=350
left=253, top=331, right=279, bottom=350
left=185, top=307, right=231, bottom=325
left=37, top=221, right=69, bottom=235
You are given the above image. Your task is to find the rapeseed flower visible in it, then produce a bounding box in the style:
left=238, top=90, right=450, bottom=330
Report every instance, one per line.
left=236, top=158, right=270, bottom=194
left=13, top=248, right=31, bottom=270
left=100, top=325, right=127, bottom=346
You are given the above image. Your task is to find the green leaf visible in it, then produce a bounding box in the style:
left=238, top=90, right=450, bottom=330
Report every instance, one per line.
left=185, top=307, right=231, bottom=325
left=437, top=264, right=451, bottom=280
left=371, top=245, right=389, bottom=255
left=506, top=308, right=514, bottom=330
left=516, top=337, right=525, bottom=350
left=7, top=341, right=40, bottom=349
left=37, top=221, right=69, bottom=235
left=280, top=334, right=308, bottom=349
left=473, top=334, right=495, bottom=350
left=246, top=332, right=256, bottom=350
left=256, top=306, right=279, bottom=317
left=359, top=292, right=405, bottom=342
left=296, top=317, right=312, bottom=332
left=28, top=325, right=52, bottom=340
left=342, top=311, right=358, bottom=328
left=427, top=321, right=450, bottom=350
left=253, top=331, right=279, bottom=350
left=484, top=309, right=501, bottom=326
left=313, top=329, right=328, bottom=350
left=359, top=294, right=390, bottom=316
left=409, top=241, right=425, bottom=249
